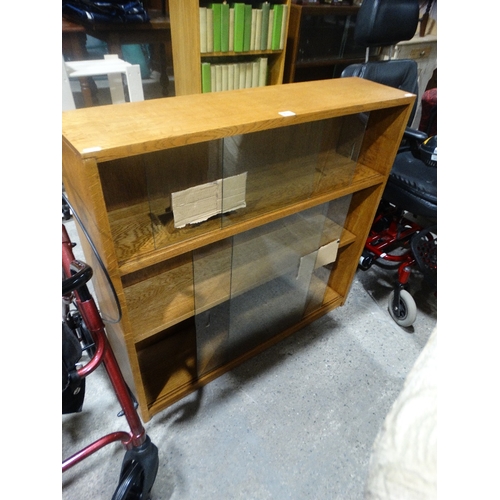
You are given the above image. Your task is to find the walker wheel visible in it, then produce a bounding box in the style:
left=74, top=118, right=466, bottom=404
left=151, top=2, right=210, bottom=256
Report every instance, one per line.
left=112, top=461, right=146, bottom=500
left=388, top=289, right=417, bottom=327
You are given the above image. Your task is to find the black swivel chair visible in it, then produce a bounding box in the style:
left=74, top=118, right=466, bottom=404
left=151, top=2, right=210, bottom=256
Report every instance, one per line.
left=342, top=0, right=437, bottom=327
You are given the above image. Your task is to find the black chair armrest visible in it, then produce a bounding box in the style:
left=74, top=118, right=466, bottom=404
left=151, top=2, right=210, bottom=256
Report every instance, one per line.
left=404, top=127, right=428, bottom=142
left=399, top=127, right=429, bottom=156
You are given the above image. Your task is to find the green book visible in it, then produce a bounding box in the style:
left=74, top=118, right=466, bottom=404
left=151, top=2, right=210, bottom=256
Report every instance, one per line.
left=220, top=2, right=230, bottom=52
left=232, top=3, right=245, bottom=52
left=260, top=2, right=271, bottom=51
left=201, top=62, right=211, bottom=93
left=271, top=3, right=283, bottom=50
left=210, top=3, right=222, bottom=52
left=243, top=4, right=252, bottom=52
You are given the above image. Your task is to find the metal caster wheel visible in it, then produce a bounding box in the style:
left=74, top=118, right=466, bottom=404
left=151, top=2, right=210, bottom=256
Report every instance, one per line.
left=359, top=250, right=375, bottom=271
left=388, top=289, right=417, bottom=327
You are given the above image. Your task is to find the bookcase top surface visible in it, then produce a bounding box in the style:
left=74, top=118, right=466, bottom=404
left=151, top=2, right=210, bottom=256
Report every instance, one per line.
left=62, top=77, right=415, bottom=162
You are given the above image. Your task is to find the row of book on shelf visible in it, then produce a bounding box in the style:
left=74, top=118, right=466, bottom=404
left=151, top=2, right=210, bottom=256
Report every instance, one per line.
left=200, top=2, right=289, bottom=53
left=201, top=57, right=268, bottom=93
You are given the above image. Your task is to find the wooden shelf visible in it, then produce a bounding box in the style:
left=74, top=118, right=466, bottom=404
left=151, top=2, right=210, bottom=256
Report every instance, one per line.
left=105, top=150, right=363, bottom=269
left=123, top=215, right=354, bottom=344
left=294, top=56, right=367, bottom=68
left=63, top=78, right=414, bottom=421
left=201, top=49, right=283, bottom=57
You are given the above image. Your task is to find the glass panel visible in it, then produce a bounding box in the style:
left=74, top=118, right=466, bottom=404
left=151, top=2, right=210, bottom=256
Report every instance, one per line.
left=195, top=204, right=329, bottom=377
left=220, top=121, right=321, bottom=227
left=305, top=195, right=353, bottom=313
left=99, top=140, right=224, bottom=262
left=194, top=240, right=232, bottom=376
left=313, top=113, right=367, bottom=195
left=146, top=140, right=224, bottom=250
left=227, top=204, right=328, bottom=353
left=99, top=116, right=363, bottom=263
left=99, top=155, right=153, bottom=263
left=298, top=14, right=346, bottom=61
left=221, top=117, right=361, bottom=228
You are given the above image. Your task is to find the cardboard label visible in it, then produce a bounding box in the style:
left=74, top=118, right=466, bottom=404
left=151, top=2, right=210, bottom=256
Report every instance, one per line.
left=171, top=172, right=247, bottom=228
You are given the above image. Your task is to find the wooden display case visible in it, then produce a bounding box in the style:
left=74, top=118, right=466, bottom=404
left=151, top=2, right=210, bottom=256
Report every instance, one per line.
left=168, top=0, right=291, bottom=95
left=62, top=78, right=414, bottom=421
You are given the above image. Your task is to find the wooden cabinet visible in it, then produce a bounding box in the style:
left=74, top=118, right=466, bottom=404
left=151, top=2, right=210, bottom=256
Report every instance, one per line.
left=62, top=78, right=414, bottom=421
left=284, top=3, right=377, bottom=83
left=168, top=0, right=291, bottom=95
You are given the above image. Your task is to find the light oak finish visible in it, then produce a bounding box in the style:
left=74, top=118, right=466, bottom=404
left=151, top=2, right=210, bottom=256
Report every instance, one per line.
left=168, top=0, right=291, bottom=95
left=62, top=77, right=414, bottom=421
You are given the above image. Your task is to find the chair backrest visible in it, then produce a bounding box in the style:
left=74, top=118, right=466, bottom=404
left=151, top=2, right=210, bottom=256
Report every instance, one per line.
left=354, top=0, right=419, bottom=50
left=341, top=0, right=420, bottom=124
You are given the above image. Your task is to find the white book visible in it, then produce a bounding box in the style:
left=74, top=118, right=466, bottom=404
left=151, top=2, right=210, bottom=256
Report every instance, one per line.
left=215, top=64, right=223, bottom=92
left=210, top=64, right=216, bottom=91
left=250, top=9, right=257, bottom=51
left=222, top=64, right=229, bottom=91
left=251, top=60, right=259, bottom=88
left=238, top=63, right=246, bottom=89
left=254, top=9, right=262, bottom=52
left=228, top=64, right=235, bottom=91
left=234, top=63, right=241, bottom=89
left=200, top=7, right=207, bottom=53
left=206, top=7, right=214, bottom=52
left=244, top=62, right=252, bottom=88
left=258, top=57, right=268, bottom=87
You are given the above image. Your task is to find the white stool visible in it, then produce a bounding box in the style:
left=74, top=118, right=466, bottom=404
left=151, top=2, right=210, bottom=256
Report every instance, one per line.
left=62, top=54, right=145, bottom=219
left=62, top=54, right=144, bottom=110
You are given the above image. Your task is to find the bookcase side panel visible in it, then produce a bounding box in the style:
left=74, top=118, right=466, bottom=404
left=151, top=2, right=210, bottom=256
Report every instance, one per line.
left=326, top=102, right=414, bottom=302
left=62, top=143, right=152, bottom=420
left=327, top=184, right=384, bottom=303
left=357, top=104, right=413, bottom=177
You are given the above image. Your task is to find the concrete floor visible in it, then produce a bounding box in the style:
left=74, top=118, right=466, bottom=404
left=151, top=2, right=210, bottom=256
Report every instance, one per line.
left=62, top=215, right=436, bottom=500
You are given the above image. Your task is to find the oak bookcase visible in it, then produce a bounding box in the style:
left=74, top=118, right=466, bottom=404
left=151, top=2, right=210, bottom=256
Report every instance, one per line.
left=168, top=0, right=291, bottom=95
left=62, top=78, right=414, bottom=421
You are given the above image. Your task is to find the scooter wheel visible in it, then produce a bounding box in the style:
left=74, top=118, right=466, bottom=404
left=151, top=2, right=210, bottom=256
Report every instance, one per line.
left=112, top=461, right=146, bottom=500
left=388, top=289, right=417, bottom=327
left=359, top=251, right=375, bottom=271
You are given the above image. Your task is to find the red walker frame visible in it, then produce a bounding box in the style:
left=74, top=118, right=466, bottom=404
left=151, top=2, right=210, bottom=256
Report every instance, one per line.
left=62, top=223, right=158, bottom=499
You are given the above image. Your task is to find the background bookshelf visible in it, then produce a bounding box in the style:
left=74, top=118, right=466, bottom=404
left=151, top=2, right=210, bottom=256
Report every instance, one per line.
left=169, top=0, right=291, bottom=95
left=284, top=3, right=378, bottom=83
